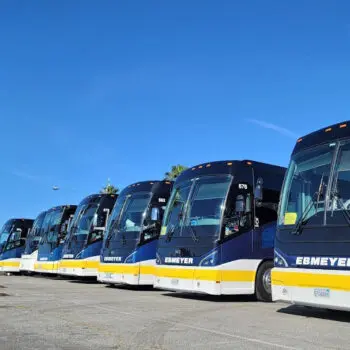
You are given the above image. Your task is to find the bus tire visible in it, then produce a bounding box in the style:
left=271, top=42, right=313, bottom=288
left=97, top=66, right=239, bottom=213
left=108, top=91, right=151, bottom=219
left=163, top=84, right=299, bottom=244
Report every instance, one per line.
left=255, top=260, right=273, bottom=302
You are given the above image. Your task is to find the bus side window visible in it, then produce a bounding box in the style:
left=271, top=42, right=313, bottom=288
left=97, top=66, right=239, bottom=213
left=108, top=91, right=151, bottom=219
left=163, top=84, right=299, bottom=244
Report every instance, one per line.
left=223, top=192, right=253, bottom=237
left=255, top=196, right=278, bottom=227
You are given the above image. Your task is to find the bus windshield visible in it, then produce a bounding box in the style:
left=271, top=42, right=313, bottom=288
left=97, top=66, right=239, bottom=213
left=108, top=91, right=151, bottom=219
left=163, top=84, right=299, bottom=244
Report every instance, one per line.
left=162, top=175, right=231, bottom=239
left=105, top=196, right=125, bottom=239
left=23, top=213, right=46, bottom=253
left=69, top=203, right=89, bottom=232
left=109, top=192, right=152, bottom=240
left=28, top=213, right=46, bottom=240
left=0, top=225, right=12, bottom=244
left=0, top=222, right=13, bottom=252
left=278, top=142, right=335, bottom=227
left=42, top=209, right=64, bottom=243
left=72, top=204, right=98, bottom=239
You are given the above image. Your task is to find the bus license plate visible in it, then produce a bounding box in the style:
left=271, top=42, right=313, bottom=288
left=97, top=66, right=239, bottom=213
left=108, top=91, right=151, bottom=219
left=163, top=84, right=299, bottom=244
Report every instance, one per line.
left=314, top=288, right=330, bottom=298
left=171, top=279, right=179, bottom=286
left=105, top=273, right=112, bottom=279
left=62, top=268, right=66, bottom=273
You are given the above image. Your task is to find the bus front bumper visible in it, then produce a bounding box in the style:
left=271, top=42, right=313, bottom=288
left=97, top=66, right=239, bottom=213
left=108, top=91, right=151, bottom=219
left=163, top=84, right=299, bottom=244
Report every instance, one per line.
left=97, top=261, right=155, bottom=285
left=59, top=258, right=100, bottom=277
left=19, top=254, right=37, bottom=272
left=0, top=259, right=21, bottom=273
left=153, top=265, right=256, bottom=295
left=272, top=267, right=350, bottom=311
left=34, top=261, right=60, bottom=274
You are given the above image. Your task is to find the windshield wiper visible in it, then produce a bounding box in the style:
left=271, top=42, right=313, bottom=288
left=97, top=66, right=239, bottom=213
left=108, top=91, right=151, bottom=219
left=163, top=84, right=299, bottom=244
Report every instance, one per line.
left=165, top=210, right=185, bottom=242
left=165, top=224, right=177, bottom=242
left=292, top=174, right=326, bottom=235
left=189, top=224, right=199, bottom=243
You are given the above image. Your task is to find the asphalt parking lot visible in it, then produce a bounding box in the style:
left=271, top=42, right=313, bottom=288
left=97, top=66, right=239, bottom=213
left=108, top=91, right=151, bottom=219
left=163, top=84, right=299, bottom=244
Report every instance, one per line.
left=1, top=275, right=350, bottom=350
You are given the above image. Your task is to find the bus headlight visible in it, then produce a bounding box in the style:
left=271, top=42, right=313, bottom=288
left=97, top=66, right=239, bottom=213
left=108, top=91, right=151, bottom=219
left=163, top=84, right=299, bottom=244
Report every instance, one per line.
left=199, top=250, right=218, bottom=266
left=274, top=250, right=288, bottom=267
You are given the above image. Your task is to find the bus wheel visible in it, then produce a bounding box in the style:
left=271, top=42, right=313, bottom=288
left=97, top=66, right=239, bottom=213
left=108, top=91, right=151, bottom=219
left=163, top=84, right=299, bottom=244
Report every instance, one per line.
left=255, top=261, right=273, bottom=302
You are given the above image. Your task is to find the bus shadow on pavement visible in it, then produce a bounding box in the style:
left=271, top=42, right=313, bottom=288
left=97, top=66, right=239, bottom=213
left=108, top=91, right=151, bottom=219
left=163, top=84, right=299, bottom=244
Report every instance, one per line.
left=105, top=284, right=157, bottom=292
left=277, top=305, right=350, bottom=323
left=160, top=291, right=257, bottom=303
left=68, top=278, right=99, bottom=284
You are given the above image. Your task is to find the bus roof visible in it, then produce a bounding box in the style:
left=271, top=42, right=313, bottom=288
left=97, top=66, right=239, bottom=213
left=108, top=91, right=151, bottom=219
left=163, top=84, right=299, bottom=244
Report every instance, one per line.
left=46, top=205, right=77, bottom=213
left=175, top=160, right=285, bottom=184
left=78, top=193, right=117, bottom=206
left=292, top=120, right=350, bottom=155
left=4, top=218, right=34, bottom=224
left=1, top=219, right=34, bottom=230
left=119, top=180, right=173, bottom=197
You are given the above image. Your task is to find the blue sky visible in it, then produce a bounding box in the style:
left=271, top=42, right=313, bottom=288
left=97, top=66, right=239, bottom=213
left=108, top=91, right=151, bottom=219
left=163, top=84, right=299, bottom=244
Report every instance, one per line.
left=0, top=0, right=350, bottom=223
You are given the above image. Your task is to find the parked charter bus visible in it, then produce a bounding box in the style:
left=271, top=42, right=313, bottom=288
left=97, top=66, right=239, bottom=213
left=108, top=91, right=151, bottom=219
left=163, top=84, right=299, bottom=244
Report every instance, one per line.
left=98, top=180, right=173, bottom=285
left=34, top=205, right=77, bottom=274
left=19, top=211, right=47, bottom=274
left=59, top=194, right=116, bottom=277
left=272, top=121, right=350, bottom=311
left=154, top=160, right=286, bottom=301
left=0, top=218, right=34, bottom=273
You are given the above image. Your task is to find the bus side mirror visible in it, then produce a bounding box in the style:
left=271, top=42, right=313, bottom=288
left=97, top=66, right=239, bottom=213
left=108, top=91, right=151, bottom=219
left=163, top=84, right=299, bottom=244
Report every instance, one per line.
left=235, top=195, right=245, bottom=213
left=254, top=177, right=263, bottom=203
left=151, top=207, right=160, bottom=221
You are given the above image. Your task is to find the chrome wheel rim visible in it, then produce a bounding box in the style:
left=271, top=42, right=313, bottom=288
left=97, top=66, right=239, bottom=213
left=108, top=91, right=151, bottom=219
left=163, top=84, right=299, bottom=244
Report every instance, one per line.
left=262, top=268, right=272, bottom=294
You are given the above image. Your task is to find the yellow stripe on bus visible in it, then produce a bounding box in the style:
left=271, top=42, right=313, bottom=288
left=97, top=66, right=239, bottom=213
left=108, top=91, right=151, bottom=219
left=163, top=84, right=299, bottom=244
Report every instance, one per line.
left=1, top=260, right=20, bottom=268
left=98, top=264, right=155, bottom=275
left=272, top=270, right=350, bottom=292
left=154, top=267, right=255, bottom=282
left=59, top=260, right=99, bottom=269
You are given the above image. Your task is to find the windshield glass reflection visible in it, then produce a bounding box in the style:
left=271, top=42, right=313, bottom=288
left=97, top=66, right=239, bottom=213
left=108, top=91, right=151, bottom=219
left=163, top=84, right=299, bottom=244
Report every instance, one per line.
left=109, top=192, right=151, bottom=240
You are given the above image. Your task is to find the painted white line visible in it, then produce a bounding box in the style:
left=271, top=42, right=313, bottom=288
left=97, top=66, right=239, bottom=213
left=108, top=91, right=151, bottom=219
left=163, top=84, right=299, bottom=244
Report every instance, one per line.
left=191, top=341, right=242, bottom=347
left=70, top=300, right=300, bottom=350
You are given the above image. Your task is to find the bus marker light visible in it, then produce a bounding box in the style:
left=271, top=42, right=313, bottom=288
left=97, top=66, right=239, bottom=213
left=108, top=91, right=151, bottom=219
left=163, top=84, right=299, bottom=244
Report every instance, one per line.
left=227, top=162, right=232, bottom=166
left=206, top=164, right=211, bottom=167
left=297, top=138, right=302, bottom=143
left=340, top=124, right=347, bottom=128
left=325, top=128, right=332, bottom=132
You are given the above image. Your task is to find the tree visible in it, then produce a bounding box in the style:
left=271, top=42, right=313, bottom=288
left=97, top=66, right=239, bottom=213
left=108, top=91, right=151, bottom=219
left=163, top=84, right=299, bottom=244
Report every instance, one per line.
left=164, top=165, right=188, bottom=180
left=100, top=178, right=119, bottom=194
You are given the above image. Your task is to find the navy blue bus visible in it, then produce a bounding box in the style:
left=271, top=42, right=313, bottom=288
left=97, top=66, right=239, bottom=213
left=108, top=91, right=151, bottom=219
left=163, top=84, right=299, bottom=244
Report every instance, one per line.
left=35, top=205, right=77, bottom=274
left=98, top=181, right=172, bottom=286
left=272, top=121, right=350, bottom=311
left=0, top=218, right=34, bottom=273
left=154, top=160, right=285, bottom=301
left=59, top=194, right=116, bottom=277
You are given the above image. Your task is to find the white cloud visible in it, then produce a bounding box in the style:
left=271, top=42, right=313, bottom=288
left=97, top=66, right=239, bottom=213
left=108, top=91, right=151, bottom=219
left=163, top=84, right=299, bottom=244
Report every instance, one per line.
left=246, top=119, right=299, bottom=139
